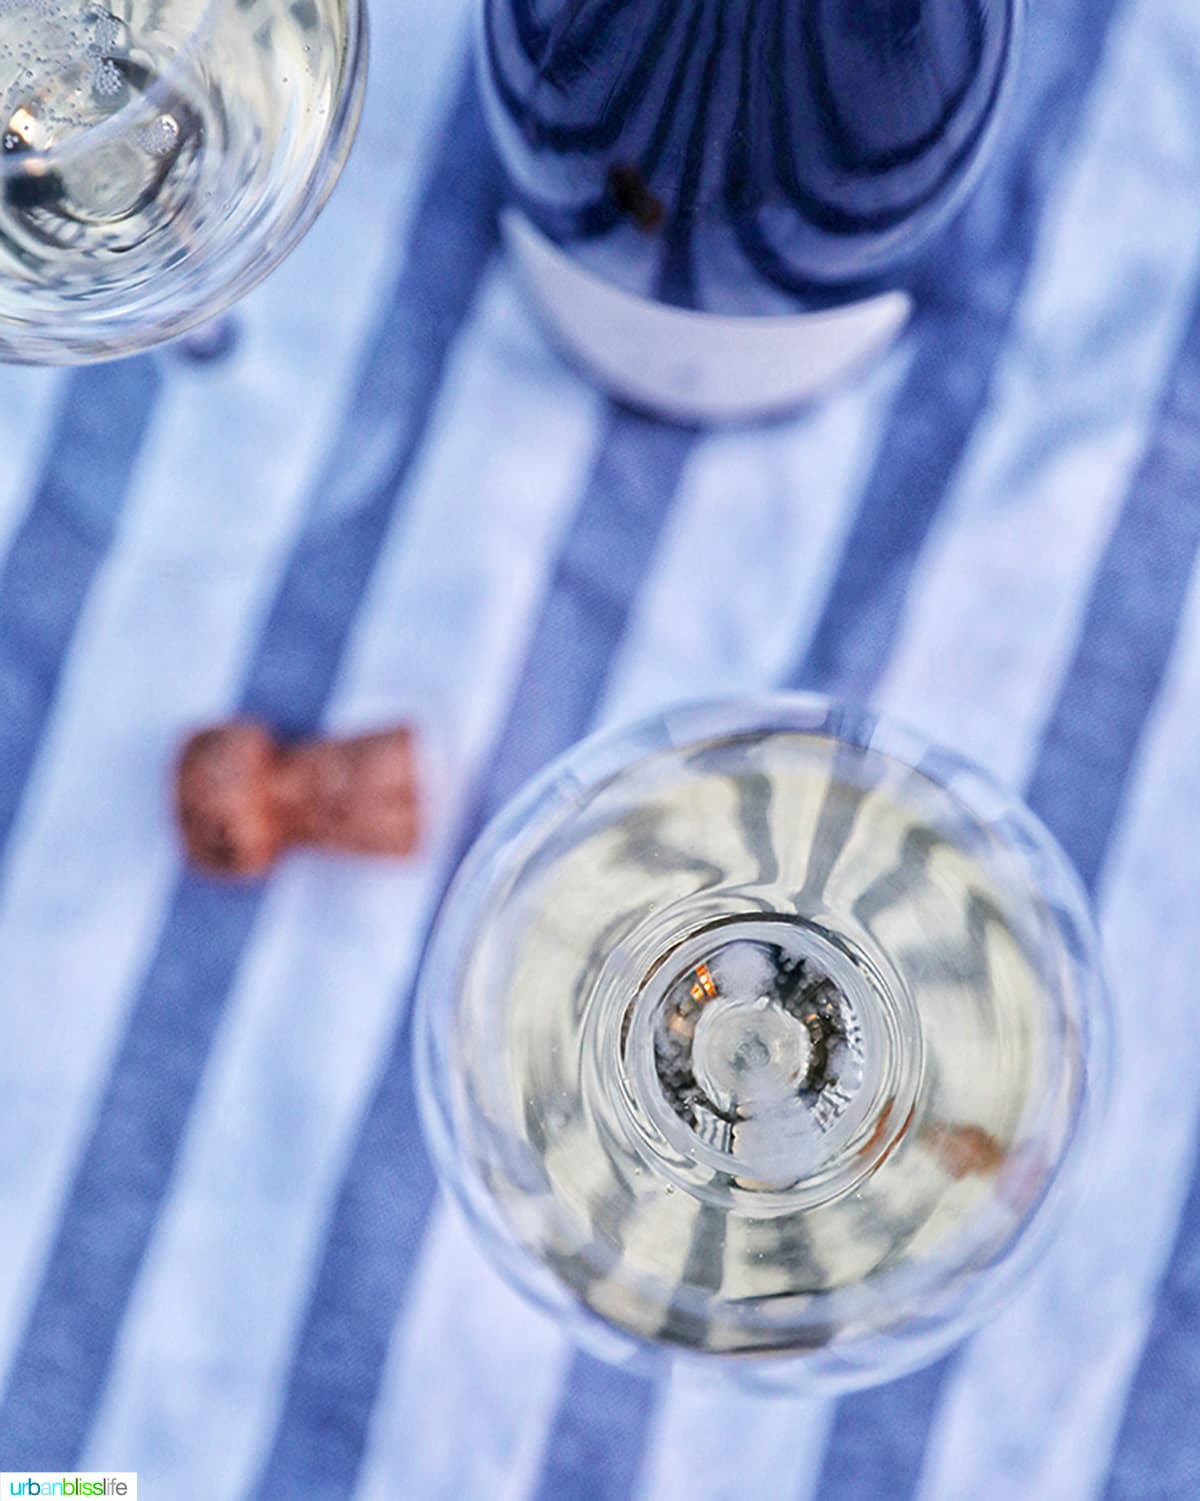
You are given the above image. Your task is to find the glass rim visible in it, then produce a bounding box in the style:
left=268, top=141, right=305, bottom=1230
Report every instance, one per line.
left=415, top=692, right=1112, bottom=1386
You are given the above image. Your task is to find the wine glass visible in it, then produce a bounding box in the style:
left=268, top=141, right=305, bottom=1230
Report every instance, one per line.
left=415, top=696, right=1109, bottom=1392
left=479, top=0, right=1022, bottom=422
left=0, top=0, right=366, bottom=363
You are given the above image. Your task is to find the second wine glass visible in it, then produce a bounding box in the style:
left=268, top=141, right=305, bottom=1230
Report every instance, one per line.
left=0, top=0, right=366, bottom=363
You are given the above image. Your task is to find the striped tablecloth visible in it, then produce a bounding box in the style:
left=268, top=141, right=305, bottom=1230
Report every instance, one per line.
left=2, top=0, right=1199, bottom=1496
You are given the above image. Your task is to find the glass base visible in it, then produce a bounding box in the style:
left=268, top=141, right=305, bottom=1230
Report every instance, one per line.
left=502, top=210, right=913, bottom=424
left=618, top=914, right=918, bottom=1210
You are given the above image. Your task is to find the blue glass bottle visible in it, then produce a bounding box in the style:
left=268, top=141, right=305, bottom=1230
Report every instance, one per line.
left=480, top=0, right=1020, bottom=420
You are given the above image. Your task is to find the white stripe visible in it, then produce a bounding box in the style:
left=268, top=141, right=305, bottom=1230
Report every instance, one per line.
left=357, top=1201, right=572, bottom=1501
left=602, top=345, right=912, bottom=725
left=876, top=0, right=1200, bottom=790
left=0, top=0, right=470, bottom=1399
left=354, top=350, right=912, bottom=1501
left=0, top=369, right=63, bottom=564
left=636, top=1372, right=833, bottom=1501
left=918, top=554, right=1200, bottom=1501
left=83, top=269, right=602, bottom=1498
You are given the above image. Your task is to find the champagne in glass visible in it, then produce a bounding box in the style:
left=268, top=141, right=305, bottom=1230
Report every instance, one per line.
left=0, top=0, right=365, bottom=361
left=416, top=698, right=1108, bottom=1391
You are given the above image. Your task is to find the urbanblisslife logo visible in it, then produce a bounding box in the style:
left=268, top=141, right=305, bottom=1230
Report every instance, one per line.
left=1, top=1478, right=136, bottom=1498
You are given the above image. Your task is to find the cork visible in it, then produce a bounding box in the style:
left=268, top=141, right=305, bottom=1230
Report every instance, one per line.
left=176, top=721, right=418, bottom=878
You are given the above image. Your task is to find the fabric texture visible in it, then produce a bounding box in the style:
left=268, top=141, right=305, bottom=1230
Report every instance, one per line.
left=1, top=1, right=1198, bottom=1497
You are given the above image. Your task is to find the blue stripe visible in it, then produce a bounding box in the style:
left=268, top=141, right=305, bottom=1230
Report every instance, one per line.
left=521, top=5, right=1126, bottom=1462
left=0, top=359, right=161, bottom=861
left=1087, top=294, right=1200, bottom=1501
left=480, top=412, right=700, bottom=809
left=786, top=0, right=1127, bottom=702
left=1105, top=1190, right=1200, bottom=1501
left=811, top=252, right=1200, bottom=1501
left=531, top=1354, right=656, bottom=1501
left=811, top=1363, right=949, bottom=1501
left=541, top=11, right=1136, bottom=1495
left=0, top=61, right=504, bottom=1468
left=248, top=408, right=695, bottom=1499
left=1023, top=323, right=1200, bottom=896
left=813, top=1364, right=948, bottom=1501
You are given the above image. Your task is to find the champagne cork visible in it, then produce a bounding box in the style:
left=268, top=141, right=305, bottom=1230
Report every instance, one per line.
left=176, top=721, right=418, bottom=878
